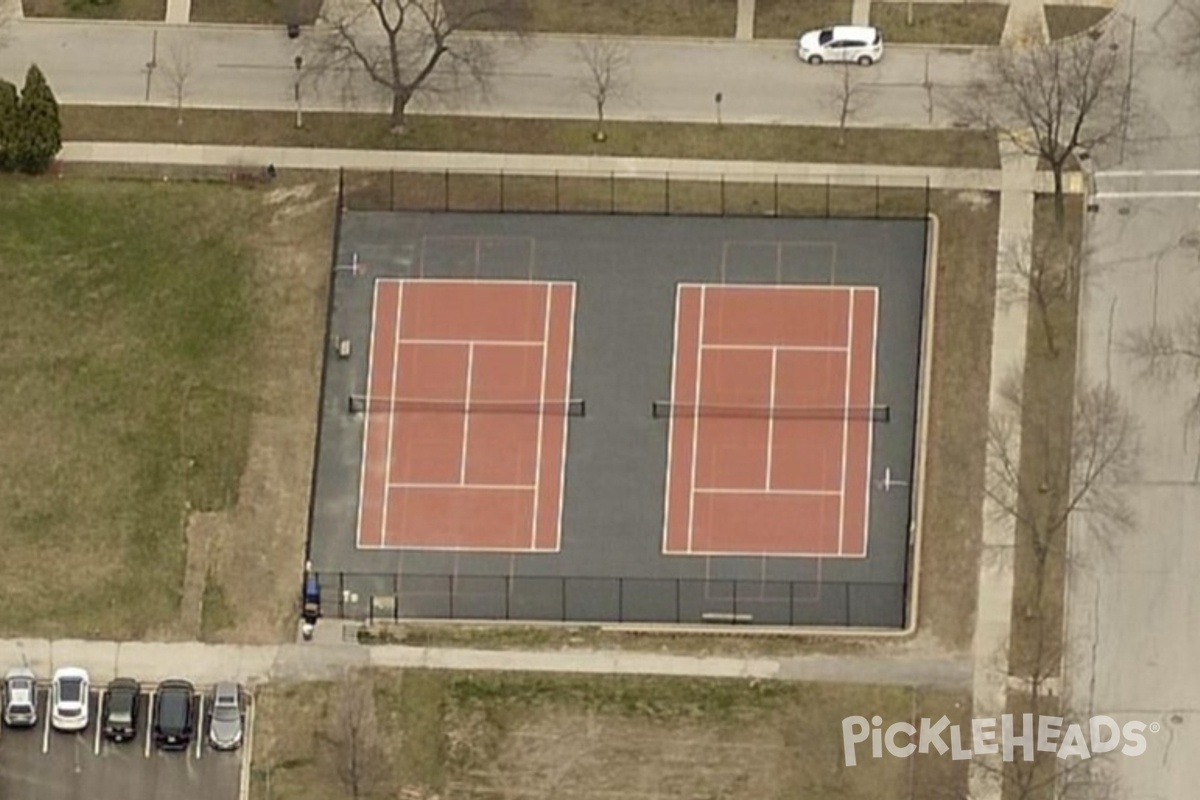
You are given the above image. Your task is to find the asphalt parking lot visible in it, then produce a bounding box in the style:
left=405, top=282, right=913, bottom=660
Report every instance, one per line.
left=0, top=685, right=246, bottom=800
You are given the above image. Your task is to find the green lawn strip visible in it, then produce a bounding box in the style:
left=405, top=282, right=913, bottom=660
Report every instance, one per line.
left=189, top=0, right=321, bottom=24
left=251, top=670, right=971, bottom=799
left=1006, top=194, right=1083, bottom=679
left=1044, top=5, right=1112, bottom=41
left=62, top=106, right=1000, bottom=169
left=0, top=176, right=258, bottom=639
left=871, top=2, right=1008, bottom=46
left=21, top=0, right=165, bottom=19
left=450, top=0, right=737, bottom=37
left=754, top=0, right=853, bottom=40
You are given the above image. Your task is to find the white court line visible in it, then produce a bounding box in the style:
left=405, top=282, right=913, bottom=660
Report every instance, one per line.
left=144, top=689, right=155, bottom=758
left=194, top=693, right=204, bottom=760
left=554, top=283, right=578, bottom=553
left=837, top=288, right=854, bottom=554
left=860, top=288, right=880, bottom=558
left=41, top=692, right=51, bottom=753
left=661, top=286, right=685, bottom=556
left=388, top=278, right=574, bottom=288
left=686, top=286, right=708, bottom=554
left=459, top=343, right=475, bottom=485
left=530, top=283, right=553, bottom=550
left=366, top=542, right=560, bottom=553
left=695, top=487, right=839, bottom=496
left=399, top=338, right=543, bottom=347
left=765, top=347, right=778, bottom=490
left=379, top=283, right=405, bottom=547
left=676, top=546, right=865, bottom=559
left=388, top=482, right=536, bottom=491
left=674, top=281, right=861, bottom=291
left=354, top=282, right=384, bottom=549
left=701, top=343, right=848, bottom=353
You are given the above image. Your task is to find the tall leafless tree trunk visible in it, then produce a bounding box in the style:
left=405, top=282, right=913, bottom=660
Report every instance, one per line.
left=328, top=673, right=386, bottom=800
left=829, top=62, right=861, bottom=148
left=311, top=0, right=527, bottom=134
left=576, top=38, right=629, bottom=143
left=953, top=18, right=1133, bottom=225
left=160, top=42, right=195, bottom=127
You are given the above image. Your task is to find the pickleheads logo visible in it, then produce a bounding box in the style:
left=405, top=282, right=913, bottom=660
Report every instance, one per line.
left=842, top=715, right=1154, bottom=766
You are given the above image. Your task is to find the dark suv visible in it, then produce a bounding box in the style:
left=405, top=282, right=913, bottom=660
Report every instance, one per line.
left=102, top=678, right=140, bottom=742
left=153, top=680, right=195, bottom=751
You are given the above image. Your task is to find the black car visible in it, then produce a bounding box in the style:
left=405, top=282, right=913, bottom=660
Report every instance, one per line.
left=153, top=680, right=195, bottom=750
left=102, top=678, right=140, bottom=742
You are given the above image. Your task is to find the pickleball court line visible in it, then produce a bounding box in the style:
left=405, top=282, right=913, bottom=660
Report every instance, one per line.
left=686, top=285, right=708, bottom=553
left=550, top=283, right=578, bottom=553
left=354, top=282, right=384, bottom=549
left=388, top=482, right=537, bottom=491
left=660, top=287, right=685, bottom=557
left=859, top=288, right=880, bottom=558
left=458, top=342, right=476, bottom=485
left=379, top=282, right=405, bottom=548
left=765, top=347, right=778, bottom=489
left=530, top=283, right=552, bottom=551
left=702, top=343, right=848, bottom=353
left=837, top=288, right=854, bottom=555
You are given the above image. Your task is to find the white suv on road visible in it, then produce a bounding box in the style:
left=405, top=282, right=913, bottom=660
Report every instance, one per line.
left=798, top=25, right=884, bottom=66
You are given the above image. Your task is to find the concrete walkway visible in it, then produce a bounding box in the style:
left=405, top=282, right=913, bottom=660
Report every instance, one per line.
left=735, top=0, right=754, bottom=40
left=165, top=0, right=189, bottom=24
left=59, top=141, right=1084, bottom=195
left=0, top=635, right=972, bottom=688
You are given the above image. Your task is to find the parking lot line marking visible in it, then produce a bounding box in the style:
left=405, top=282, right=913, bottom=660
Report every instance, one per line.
left=94, top=688, right=105, bottom=756
left=195, top=692, right=204, bottom=760
left=239, top=694, right=256, bottom=800
left=41, top=696, right=50, bottom=754
left=144, top=690, right=155, bottom=759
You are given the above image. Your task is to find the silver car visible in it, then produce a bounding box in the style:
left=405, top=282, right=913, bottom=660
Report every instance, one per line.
left=3, top=668, right=38, bottom=728
left=207, top=682, right=245, bottom=750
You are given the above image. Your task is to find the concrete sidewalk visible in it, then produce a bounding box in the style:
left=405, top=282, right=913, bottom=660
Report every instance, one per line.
left=0, top=635, right=972, bottom=689
left=59, top=141, right=1083, bottom=195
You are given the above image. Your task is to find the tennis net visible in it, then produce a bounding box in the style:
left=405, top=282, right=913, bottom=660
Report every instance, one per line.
left=651, top=401, right=889, bottom=422
left=348, top=396, right=586, bottom=417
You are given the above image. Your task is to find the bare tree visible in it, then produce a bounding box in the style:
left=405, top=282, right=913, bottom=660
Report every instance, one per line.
left=1175, top=0, right=1200, bottom=68
left=576, top=38, right=629, bottom=143
left=998, top=236, right=1083, bottom=359
left=310, top=0, right=527, bottom=134
left=1123, top=301, right=1200, bottom=464
left=160, top=42, right=195, bottom=127
left=828, top=63, right=862, bottom=148
left=326, top=673, right=387, bottom=800
left=987, top=370, right=1138, bottom=623
left=954, top=19, right=1132, bottom=223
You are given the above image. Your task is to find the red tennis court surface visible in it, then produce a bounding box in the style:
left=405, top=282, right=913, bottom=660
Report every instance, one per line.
left=663, top=284, right=879, bottom=557
left=356, top=279, right=576, bottom=552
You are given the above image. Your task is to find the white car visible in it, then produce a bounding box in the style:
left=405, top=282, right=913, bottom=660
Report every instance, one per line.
left=51, top=667, right=90, bottom=732
left=3, top=668, right=38, bottom=728
left=797, top=25, right=884, bottom=66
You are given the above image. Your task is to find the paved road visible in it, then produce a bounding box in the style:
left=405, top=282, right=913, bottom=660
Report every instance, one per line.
left=1067, top=1, right=1200, bottom=797
left=0, top=21, right=982, bottom=127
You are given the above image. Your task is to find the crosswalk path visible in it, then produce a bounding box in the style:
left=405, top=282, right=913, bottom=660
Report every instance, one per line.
left=1092, top=169, right=1200, bottom=200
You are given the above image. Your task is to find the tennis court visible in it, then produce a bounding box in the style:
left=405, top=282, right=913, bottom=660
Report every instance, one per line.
left=309, top=212, right=931, bottom=627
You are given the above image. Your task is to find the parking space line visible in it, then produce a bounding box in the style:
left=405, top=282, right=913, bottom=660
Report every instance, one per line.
left=144, top=689, right=155, bottom=759
left=41, top=691, right=51, bottom=754
left=238, top=693, right=256, bottom=800
left=194, top=693, right=204, bottom=760
left=93, top=688, right=106, bottom=756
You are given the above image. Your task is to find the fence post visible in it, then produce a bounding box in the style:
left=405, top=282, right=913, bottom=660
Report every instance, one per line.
left=444, top=170, right=451, bottom=213
left=675, top=579, right=681, bottom=623
left=500, top=169, right=505, bottom=212
left=789, top=581, right=795, bottom=626
left=561, top=578, right=567, bottom=621
left=664, top=173, right=671, bottom=215
left=732, top=580, right=738, bottom=620
left=618, top=577, right=624, bottom=622
left=825, top=177, right=831, bottom=218
left=338, top=572, right=345, bottom=618
left=505, top=574, right=511, bottom=621
left=773, top=174, right=780, bottom=216
left=720, top=174, right=726, bottom=216
left=393, top=573, right=399, bottom=622
left=448, top=575, right=454, bottom=619
left=610, top=171, right=616, bottom=214
left=389, top=169, right=396, bottom=211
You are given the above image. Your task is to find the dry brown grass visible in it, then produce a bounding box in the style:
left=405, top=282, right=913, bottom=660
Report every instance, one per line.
left=251, top=669, right=972, bottom=800
left=451, top=0, right=738, bottom=36
left=754, top=0, right=853, bottom=39
left=21, top=0, right=164, bottom=18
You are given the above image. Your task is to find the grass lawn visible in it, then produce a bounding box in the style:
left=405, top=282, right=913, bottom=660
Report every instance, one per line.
left=449, top=0, right=737, bottom=37
left=1044, top=4, right=1112, bottom=41
left=22, top=0, right=164, bottom=19
left=250, top=670, right=972, bottom=800
left=871, top=2, right=1008, bottom=46
left=754, top=0, right=853, bottom=40
left=0, top=172, right=334, bottom=641
left=189, top=0, right=322, bottom=24
left=1006, top=194, right=1083, bottom=678
left=62, top=106, right=1000, bottom=170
